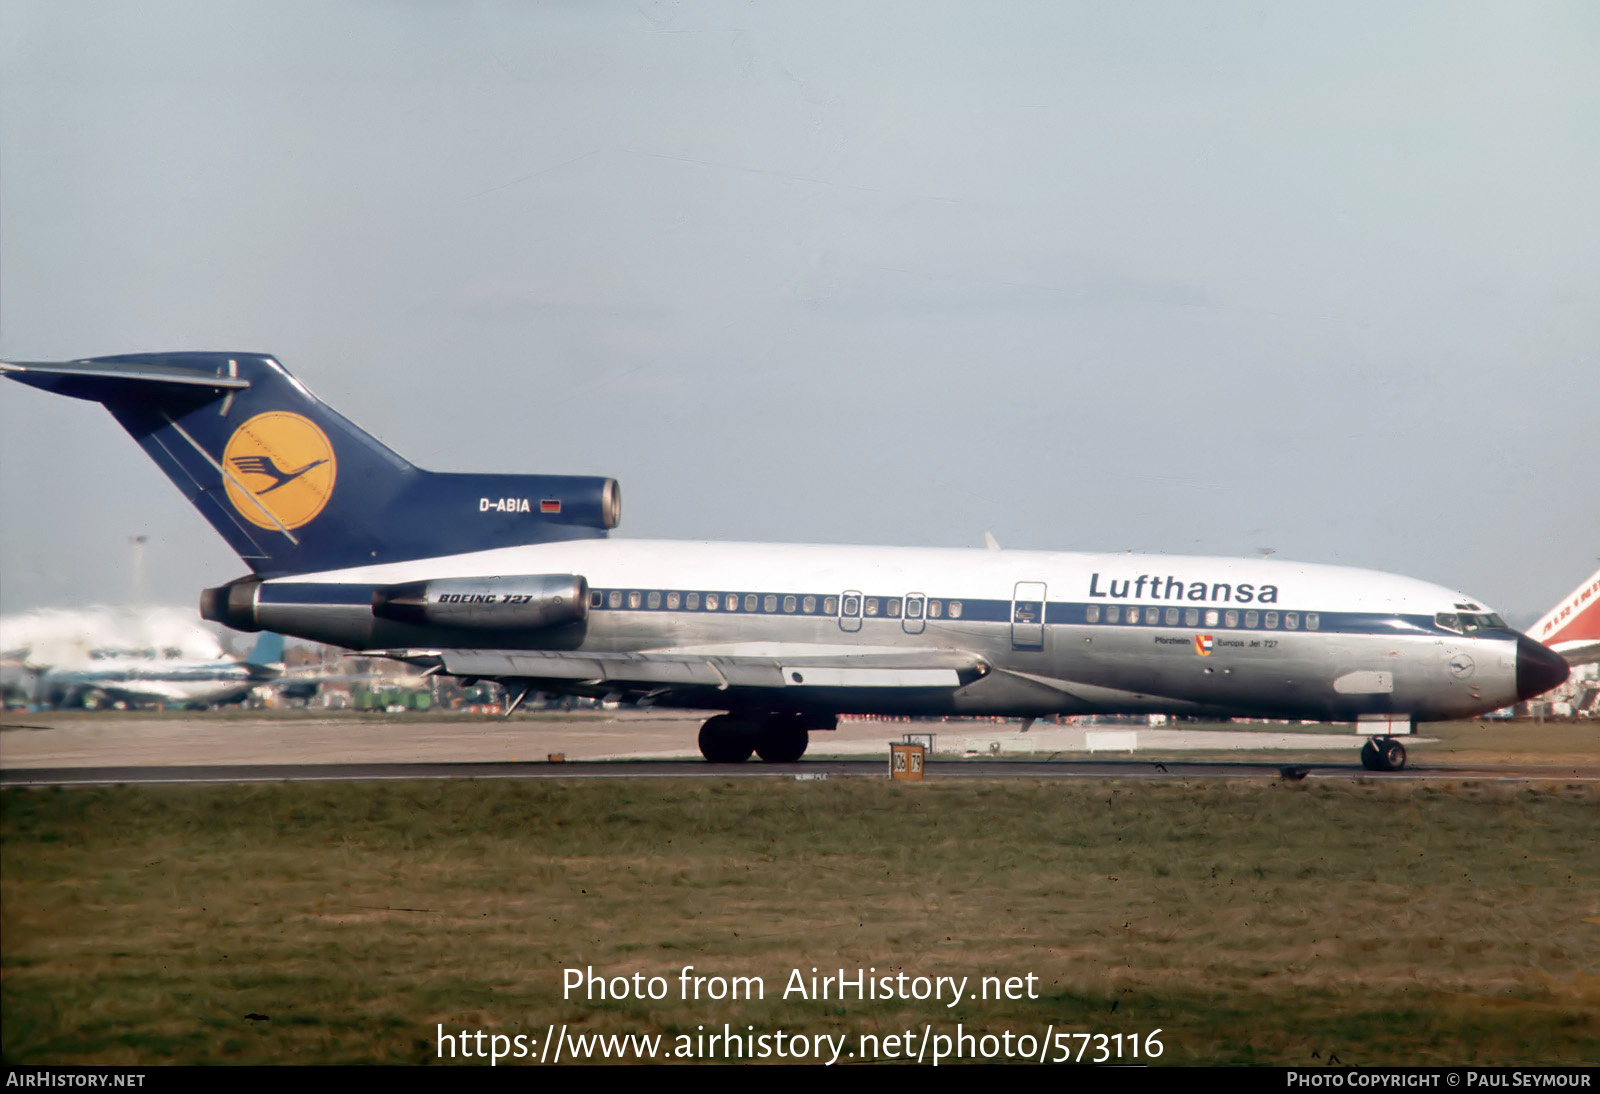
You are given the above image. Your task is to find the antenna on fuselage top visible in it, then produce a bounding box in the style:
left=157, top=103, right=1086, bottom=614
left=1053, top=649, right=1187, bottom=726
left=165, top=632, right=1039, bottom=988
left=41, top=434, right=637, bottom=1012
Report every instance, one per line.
left=984, top=531, right=1001, bottom=552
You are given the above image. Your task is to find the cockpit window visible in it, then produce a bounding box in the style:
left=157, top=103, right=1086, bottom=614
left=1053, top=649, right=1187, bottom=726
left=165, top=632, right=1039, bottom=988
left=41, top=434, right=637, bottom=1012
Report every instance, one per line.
left=1438, top=611, right=1507, bottom=634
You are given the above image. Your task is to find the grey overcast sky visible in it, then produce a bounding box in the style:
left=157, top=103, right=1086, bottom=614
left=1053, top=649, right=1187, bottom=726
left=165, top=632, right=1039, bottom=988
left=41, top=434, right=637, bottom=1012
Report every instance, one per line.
left=1, top=1, right=1596, bottom=623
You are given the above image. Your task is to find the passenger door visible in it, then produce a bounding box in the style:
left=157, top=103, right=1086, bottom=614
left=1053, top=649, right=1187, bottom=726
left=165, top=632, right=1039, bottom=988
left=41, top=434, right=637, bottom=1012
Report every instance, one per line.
left=838, top=589, right=863, bottom=633
left=902, top=593, right=927, bottom=635
left=1011, top=581, right=1046, bottom=650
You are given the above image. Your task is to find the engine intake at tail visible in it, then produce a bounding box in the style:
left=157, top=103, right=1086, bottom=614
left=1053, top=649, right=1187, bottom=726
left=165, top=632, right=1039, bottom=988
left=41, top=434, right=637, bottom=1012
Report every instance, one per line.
left=200, top=577, right=264, bottom=632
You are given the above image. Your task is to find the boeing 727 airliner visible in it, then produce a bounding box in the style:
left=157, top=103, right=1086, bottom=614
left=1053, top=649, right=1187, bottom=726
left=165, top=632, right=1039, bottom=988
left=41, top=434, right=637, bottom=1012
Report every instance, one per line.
left=2, top=353, right=1570, bottom=769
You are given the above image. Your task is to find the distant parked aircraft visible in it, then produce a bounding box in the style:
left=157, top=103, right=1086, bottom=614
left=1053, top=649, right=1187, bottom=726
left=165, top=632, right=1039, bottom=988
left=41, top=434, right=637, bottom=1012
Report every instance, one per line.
left=2, top=605, right=229, bottom=708
left=25, top=632, right=284, bottom=709
left=1531, top=567, right=1600, bottom=667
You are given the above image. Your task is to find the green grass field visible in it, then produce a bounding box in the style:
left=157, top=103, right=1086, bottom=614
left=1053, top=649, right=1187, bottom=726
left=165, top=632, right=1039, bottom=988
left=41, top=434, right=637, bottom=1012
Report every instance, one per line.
left=3, top=776, right=1597, bottom=1065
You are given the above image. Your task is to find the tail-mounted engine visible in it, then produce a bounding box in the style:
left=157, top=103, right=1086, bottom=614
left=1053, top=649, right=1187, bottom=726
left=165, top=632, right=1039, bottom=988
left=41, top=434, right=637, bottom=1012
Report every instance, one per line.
left=202, top=573, right=589, bottom=639
left=371, top=575, right=588, bottom=629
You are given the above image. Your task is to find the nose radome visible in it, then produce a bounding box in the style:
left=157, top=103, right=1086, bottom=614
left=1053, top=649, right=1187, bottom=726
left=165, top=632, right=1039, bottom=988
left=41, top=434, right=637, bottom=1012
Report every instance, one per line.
left=1515, top=634, right=1569, bottom=701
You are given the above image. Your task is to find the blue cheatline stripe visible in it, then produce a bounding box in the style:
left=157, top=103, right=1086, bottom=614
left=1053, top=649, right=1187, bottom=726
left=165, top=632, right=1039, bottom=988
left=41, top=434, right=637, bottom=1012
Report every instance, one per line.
left=581, top=588, right=1457, bottom=638
left=260, top=583, right=375, bottom=606
left=259, top=580, right=1491, bottom=642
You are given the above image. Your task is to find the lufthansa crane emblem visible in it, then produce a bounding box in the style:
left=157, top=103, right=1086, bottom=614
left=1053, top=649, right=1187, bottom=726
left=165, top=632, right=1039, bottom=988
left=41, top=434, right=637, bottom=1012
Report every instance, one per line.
left=222, top=412, right=337, bottom=530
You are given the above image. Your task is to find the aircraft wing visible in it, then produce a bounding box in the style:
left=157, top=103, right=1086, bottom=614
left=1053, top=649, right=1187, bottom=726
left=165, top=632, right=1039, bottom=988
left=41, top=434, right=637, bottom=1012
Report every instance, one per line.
left=94, top=682, right=189, bottom=705
left=370, top=644, right=984, bottom=693
left=369, top=642, right=1233, bottom=718
left=1553, top=640, right=1600, bottom=668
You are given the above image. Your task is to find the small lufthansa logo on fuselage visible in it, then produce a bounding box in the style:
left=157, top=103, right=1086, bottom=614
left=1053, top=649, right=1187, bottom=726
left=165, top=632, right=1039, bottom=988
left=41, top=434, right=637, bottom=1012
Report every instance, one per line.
left=223, top=412, right=337, bottom=530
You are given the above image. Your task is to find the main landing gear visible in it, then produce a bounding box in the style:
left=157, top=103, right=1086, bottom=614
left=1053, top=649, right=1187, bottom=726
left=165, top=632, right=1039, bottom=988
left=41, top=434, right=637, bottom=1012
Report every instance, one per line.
left=698, top=713, right=813, bottom=763
left=1359, top=736, right=1407, bottom=773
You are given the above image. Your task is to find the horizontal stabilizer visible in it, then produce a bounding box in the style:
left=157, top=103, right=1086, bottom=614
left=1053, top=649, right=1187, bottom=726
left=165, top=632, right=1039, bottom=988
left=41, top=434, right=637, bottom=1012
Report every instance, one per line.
left=1, top=358, right=251, bottom=399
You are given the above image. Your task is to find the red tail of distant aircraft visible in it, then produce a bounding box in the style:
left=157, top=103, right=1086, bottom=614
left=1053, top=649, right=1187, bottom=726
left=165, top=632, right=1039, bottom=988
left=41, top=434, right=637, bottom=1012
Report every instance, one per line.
left=1531, top=567, right=1600, bottom=666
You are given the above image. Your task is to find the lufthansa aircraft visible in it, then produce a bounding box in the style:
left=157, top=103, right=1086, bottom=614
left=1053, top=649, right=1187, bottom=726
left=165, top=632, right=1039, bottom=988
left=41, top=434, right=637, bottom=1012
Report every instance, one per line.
left=2, top=354, right=1571, bottom=769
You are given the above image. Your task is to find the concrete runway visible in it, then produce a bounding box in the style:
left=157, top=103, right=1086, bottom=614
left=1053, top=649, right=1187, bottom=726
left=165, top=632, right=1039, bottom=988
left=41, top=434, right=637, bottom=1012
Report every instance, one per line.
left=3, top=710, right=1596, bottom=786
left=6, top=757, right=1600, bottom=788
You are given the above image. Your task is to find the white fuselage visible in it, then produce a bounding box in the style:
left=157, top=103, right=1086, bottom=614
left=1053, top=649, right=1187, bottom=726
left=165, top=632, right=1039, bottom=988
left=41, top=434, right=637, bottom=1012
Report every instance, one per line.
left=247, top=539, right=1525, bottom=723
left=38, top=658, right=267, bottom=708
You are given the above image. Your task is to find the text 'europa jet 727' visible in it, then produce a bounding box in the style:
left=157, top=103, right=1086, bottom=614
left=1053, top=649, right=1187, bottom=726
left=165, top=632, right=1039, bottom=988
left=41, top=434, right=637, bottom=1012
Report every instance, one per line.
left=1, top=353, right=1571, bottom=770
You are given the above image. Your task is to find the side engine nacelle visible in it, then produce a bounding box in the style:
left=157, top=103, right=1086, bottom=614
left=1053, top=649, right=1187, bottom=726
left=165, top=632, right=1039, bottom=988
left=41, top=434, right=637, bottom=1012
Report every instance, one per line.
left=203, top=572, right=590, bottom=644
left=370, top=574, right=588, bottom=630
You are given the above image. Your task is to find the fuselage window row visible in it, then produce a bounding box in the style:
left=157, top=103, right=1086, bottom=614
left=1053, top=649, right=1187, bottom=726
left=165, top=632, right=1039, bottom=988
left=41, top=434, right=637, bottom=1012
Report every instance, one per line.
left=1085, top=604, right=1313, bottom=630
left=582, top=589, right=1338, bottom=632
left=584, top=595, right=1487, bottom=640
left=586, top=590, right=965, bottom=619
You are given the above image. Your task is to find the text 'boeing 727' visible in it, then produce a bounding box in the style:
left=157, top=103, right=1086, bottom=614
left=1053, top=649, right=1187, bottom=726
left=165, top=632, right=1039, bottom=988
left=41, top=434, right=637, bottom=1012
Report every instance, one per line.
left=2, top=353, right=1571, bottom=769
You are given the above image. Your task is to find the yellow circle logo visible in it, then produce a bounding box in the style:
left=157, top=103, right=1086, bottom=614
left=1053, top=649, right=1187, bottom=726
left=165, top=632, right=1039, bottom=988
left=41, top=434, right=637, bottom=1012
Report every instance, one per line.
left=222, top=412, right=337, bottom=530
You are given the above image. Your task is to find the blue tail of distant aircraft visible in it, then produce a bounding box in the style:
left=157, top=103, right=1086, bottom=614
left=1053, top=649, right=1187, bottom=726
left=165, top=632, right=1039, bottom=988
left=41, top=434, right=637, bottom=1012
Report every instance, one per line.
left=244, top=632, right=285, bottom=667
left=1, top=354, right=620, bottom=576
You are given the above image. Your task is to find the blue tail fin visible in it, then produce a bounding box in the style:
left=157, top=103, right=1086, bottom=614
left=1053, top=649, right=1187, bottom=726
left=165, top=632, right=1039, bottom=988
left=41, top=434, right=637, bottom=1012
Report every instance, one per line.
left=244, top=632, right=285, bottom=666
left=2, top=354, right=619, bottom=575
